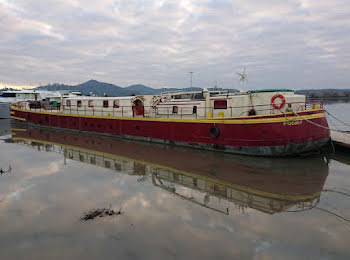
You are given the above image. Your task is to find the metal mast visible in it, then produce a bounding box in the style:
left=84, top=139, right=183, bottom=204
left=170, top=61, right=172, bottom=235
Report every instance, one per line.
left=189, top=72, right=194, bottom=89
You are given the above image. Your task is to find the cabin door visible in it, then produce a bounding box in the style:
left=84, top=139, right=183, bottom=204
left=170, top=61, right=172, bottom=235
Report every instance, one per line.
left=132, top=99, right=144, bottom=117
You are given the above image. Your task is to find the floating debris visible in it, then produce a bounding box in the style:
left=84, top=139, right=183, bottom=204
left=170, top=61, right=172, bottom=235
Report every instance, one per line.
left=0, top=165, right=12, bottom=175
left=81, top=205, right=122, bottom=221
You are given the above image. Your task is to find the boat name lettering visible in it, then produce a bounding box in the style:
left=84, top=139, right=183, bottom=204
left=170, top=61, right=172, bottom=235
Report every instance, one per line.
left=283, top=120, right=302, bottom=126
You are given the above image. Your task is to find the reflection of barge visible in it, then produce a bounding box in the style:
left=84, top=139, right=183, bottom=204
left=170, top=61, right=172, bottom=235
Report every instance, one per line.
left=10, top=89, right=330, bottom=156
left=0, top=102, right=10, bottom=119
left=11, top=125, right=329, bottom=214
left=0, top=119, right=11, bottom=138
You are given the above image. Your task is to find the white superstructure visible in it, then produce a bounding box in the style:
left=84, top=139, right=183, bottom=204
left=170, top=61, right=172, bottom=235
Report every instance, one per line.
left=46, top=89, right=307, bottom=119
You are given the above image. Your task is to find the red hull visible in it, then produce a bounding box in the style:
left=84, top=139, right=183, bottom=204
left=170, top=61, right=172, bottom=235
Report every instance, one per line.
left=10, top=107, right=330, bottom=156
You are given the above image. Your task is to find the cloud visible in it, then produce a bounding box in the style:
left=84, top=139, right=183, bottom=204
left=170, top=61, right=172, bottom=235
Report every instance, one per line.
left=0, top=0, right=349, bottom=89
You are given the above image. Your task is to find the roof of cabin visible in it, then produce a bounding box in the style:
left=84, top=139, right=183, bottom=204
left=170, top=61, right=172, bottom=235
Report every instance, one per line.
left=247, top=89, right=294, bottom=93
left=64, top=96, right=137, bottom=100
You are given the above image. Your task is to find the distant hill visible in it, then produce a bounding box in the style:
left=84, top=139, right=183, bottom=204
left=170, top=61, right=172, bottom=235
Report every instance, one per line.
left=35, top=83, right=72, bottom=91
left=124, top=84, right=158, bottom=95
left=74, top=80, right=125, bottom=96
left=296, top=89, right=350, bottom=99
left=33, top=80, right=225, bottom=96
left=33, top=80, right=350, bottom=99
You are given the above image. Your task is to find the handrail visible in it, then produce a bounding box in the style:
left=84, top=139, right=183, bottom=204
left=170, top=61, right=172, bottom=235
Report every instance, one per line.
left=13, top=100, right=324, bottom=119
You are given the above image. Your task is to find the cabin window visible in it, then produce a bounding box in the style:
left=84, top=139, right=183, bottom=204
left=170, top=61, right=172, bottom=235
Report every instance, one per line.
left=113, top=100, right=120, bottom=108
left=210, top=92, right=221, bottom=97
left=103, top=100, right=109, bottom=108
left=180, top=94, right=191, bottom=99
left=194, top=93, right=204, bottom=100
left=88, top=100, right=93, bottom=107
left=172, top=106, right=178, bottom=114
left=214, top=100, right=227, bottom=109
left=77, top=100, right=82, bottom=107
left=134, top=99, right=143, bottom=107
left=66, top=100, right=71, bottom=107
left=193, top=106, right=197, bottom=114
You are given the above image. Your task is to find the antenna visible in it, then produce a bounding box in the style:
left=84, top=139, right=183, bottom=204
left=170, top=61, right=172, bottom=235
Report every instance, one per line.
left=236, top=66, right=247, bottom=84
left=237, top=67, right=254, bottom=109
left=189, top=72, right=194, bottom=89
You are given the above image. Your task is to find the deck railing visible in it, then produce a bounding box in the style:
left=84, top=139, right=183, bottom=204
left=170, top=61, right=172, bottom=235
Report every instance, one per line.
left=14, top=100, right=324, bottom=119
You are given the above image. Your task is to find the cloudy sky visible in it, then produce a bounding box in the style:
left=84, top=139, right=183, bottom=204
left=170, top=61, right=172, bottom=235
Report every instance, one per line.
left=0, top=0, right=349, bottom=90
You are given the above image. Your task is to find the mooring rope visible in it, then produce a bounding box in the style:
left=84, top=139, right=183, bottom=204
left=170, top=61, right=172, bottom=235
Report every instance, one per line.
left=314, top=207, right=350, bottom=224
left=323, top=189, right=350, bottom=198
left=327, top=115, right=350, bottom=141
left=324, top=109, right=350, bottom=128
left=292, top=111, right=334, bottom=131
left=290, top=110, right=350, bottom=136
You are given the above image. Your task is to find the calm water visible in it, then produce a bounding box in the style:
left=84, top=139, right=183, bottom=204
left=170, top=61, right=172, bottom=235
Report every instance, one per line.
left=0, top=103, right=349, bottom=260
left=324, top=101, right=350, bottom=131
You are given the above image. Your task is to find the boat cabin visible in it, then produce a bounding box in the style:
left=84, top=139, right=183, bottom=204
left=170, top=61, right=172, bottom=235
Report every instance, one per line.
left=153, top=89, right=306, bottom=118
left=62, top=96, right=149, bottom=117
left=17, top=89, right=311, bottom=119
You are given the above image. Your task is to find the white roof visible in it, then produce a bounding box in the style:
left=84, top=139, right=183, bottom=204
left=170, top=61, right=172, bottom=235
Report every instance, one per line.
left=1, top=90, right=81, bottom=101
left=65, top=96, right=138, bottom=100
left=2, top=90, right=38, bottom=93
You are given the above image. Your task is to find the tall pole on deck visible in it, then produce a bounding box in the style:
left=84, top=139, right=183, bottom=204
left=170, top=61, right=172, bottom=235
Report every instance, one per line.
left=189, top=72, right=194, bottom=89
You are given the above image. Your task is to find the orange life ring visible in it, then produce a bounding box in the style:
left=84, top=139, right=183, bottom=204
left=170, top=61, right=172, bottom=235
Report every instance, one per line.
left=271, top=94, right=286, bottom=109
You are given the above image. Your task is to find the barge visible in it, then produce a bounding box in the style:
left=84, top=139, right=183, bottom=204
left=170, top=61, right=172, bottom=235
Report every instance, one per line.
left=10, top=89, right=330, bottom=156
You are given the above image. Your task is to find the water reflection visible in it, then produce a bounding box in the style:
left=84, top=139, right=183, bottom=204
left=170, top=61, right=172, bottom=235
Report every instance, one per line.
left=0, top=165, right=12, bottom=175
left=0, top=119, right=11, bottom=139
left=11, top=124, right=330, bottom=216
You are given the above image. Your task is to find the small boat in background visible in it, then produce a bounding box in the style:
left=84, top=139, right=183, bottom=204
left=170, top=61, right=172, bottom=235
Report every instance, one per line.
left=1, top=89, right=81, bottom=120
